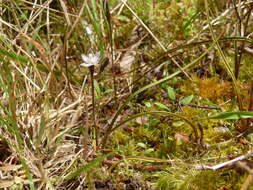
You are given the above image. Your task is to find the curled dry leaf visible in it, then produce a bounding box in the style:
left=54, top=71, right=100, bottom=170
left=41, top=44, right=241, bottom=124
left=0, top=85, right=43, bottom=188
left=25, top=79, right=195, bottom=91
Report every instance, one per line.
left=135, top=116, right=149, bottom=125
left=119, top=51, right=136, bottom=73
left=174, top=133, right=190, bottom=143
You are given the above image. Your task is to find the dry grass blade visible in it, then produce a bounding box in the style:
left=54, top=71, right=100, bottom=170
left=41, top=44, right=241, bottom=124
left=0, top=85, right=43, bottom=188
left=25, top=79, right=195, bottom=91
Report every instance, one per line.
left=1, top=1, right=253, bottom=189
left=119, top=0, right=191, bottom=80
left=58, top=0, right=71, bottom=26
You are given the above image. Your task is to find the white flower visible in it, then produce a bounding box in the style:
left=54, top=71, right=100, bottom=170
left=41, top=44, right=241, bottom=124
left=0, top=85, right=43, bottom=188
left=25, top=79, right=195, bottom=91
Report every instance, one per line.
left=82, top=20, right=94, bottom=39
left=85, top=26, right=93, bottom=36
left=80, top=52, right=100, bottom=67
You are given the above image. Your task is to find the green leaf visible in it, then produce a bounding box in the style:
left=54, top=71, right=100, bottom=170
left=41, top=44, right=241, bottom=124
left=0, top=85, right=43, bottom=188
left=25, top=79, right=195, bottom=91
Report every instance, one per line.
left=0, top=48, right=28, bottom=63
left=93, top=80, right=101, bottom=98
left=115, top=15, right=130, bottom=22
left=172, top=121, right=185, bottom=127
left=145, top=148, right=155, bottom=154
left=144, top=101, right=152, bottom=108
left=180, top=95, right=194, bottom=104
left=36, top=63, right=49, bottom=73
left=167, top=87, right=176, bottom=100
left=202, top=100, right=220, bottom=107
left=206, top=111, right=253, bottom=120
left=183, top=11, right=200, bottom=30
left=155, top=102, right=170, bottom=111
left=137, top=142, right=146, bottom=148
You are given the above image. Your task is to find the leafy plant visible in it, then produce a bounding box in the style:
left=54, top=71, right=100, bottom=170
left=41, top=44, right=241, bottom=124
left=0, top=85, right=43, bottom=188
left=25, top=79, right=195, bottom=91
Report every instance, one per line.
left=1, top=0, right=253, bottom=189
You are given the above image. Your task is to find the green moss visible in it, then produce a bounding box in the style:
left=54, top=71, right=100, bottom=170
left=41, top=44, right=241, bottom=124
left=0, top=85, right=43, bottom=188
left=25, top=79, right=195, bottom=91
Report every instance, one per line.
left=156, top=168, right=247, bottom=190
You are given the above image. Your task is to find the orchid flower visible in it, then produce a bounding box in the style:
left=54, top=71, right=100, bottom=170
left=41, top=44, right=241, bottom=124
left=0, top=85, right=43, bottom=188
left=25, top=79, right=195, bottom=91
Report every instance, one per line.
left=80, top=52, right=100, bottom=67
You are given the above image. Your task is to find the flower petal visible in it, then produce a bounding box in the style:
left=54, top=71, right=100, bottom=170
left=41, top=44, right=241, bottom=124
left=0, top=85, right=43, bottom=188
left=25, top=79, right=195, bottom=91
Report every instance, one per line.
left=81, top=54, right=90, bottom=64
left=80, top=52, right=100, bottom=67
left=93, top=52, right=100, bottom=63
left=80, top=62, right=94, bottom=67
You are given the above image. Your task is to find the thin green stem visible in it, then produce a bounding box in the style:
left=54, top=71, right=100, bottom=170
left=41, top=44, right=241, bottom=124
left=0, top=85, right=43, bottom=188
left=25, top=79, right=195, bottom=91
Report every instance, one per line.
left=204, top=0, right=243, bottom=110
left=90, top=66, right=98, bottom=147
left=100, top=41, right=217, bottom=147
left=113, top=111, right=199, bottom=142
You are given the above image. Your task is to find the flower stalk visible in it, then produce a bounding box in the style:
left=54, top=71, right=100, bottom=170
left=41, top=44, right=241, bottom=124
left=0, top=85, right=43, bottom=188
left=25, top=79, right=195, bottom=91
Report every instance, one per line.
left=81, top=52, right=100, bottom=147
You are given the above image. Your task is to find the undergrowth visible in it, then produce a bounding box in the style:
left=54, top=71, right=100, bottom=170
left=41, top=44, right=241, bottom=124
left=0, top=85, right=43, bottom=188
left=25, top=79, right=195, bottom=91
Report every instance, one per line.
left=0, top=0, right=253, bottom=190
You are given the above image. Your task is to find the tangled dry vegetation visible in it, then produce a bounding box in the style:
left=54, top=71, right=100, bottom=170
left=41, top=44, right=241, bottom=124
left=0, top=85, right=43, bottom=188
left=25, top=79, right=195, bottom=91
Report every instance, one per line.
left=1, top=0, right=253, bottom=189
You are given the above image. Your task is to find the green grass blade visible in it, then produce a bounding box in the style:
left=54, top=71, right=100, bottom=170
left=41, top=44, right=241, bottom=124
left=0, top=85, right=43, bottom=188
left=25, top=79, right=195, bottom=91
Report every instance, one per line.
left=64, top=152, right=114, bottom=181
left=0, top=48, right=28, bottom=63
left=205, top=111, right=253, bottom=120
